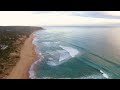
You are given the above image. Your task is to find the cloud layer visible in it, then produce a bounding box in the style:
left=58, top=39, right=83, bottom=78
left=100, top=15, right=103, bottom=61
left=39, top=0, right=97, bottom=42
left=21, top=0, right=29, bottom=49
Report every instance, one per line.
left=0, top=11, right=120, bottom=26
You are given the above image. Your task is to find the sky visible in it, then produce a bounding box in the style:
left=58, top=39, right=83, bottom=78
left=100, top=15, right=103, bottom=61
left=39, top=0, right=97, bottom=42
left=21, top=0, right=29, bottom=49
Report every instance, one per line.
left=1, top=11, right=120, bottom=26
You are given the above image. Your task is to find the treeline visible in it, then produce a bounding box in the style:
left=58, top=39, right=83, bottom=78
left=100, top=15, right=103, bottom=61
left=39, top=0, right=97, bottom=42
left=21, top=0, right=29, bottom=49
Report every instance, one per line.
left=0, top=26, right=43, bottom=59
left=0, top=26, right=43, bottom=36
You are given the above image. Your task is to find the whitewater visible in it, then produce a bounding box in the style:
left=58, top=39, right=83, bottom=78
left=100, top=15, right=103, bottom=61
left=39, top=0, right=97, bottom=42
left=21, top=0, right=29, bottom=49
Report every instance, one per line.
left=29, top=26, right=120, bottom=79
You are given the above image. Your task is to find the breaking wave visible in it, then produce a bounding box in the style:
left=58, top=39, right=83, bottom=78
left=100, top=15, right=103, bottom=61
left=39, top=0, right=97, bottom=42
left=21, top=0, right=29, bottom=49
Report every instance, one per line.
left=47, top=45, right=81, bottom=66
left=42, top=41, right=60, bottom=47
left=100, top=70, right=109, bottom=79
left=29, top=29, right=111, bottom=79
left=57, top=50, right=71, bottom=62
left=59, top=45, right=79, bottom=57
left=79, top=74, right=105, bottom=79
left=29, top=55, right=44, bottom=79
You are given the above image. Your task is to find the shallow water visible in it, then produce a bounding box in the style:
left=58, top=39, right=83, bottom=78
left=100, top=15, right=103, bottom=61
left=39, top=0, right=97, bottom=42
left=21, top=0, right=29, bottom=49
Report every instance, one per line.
left=30, top=26, right=120, bottom=79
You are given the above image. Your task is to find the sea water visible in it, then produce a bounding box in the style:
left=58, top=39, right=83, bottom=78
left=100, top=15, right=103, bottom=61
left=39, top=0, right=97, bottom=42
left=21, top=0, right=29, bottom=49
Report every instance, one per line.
left=29, top=26, right=120, bottom=79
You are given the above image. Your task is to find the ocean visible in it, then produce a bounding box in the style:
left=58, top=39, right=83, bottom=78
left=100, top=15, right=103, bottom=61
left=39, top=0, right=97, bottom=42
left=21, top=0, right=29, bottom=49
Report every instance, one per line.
left=29, top=26, right=120, bottom=79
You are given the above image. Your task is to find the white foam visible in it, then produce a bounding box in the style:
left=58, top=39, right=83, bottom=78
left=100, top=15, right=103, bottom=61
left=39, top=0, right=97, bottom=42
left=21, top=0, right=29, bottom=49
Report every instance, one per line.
left=29, top=64, right=36, bottom=79
left=54, top=42, right=60, bottom=44
left=42, top=41, right=60, bottom=47
left=39, top=53, right=42, bottom=55
left=47, top=51, right=57, bottom=56
left=32, top=38, right=39, bottom=45
left=47, top=50, right=71, bottom=66
left=33, top=38, right=39, bottom=42
left=48, top=58, right=54, bottom=60
left=47, top=46, right=80, bottom=66
left=29, top=52, right=44, bottom=79
left=29, top=59, right=42, bottom=79
left=59, top=45, right=79, bottom=57
left=47, top=61, right=58, bottom=66
left=42, top=42, right=51, bottom=46
left=80, top=74, right=105, bottom=79
left=57, top=50, right=71, bottom=62
left=100, top=70, right=109, bottom=79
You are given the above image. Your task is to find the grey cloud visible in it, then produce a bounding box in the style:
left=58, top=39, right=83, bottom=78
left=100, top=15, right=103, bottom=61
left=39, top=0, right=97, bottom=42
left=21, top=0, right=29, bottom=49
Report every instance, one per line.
left=32, top=11, right=120, bottom=19
left=72, top=11, right=120, bottom=19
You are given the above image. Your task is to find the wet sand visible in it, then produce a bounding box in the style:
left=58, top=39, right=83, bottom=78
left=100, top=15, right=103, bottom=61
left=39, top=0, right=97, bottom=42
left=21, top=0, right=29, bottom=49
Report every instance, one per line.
left=7, top=32, right=37, bottom=79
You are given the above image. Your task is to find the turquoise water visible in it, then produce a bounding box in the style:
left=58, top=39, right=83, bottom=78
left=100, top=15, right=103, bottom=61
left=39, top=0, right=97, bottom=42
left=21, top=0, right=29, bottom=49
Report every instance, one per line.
left=30, top=26, right=120, bottom=79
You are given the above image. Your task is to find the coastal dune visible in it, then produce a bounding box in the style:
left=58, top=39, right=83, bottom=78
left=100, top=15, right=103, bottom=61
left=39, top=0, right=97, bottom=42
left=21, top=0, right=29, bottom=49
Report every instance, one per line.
left=7, top=33, right=37, bottom=79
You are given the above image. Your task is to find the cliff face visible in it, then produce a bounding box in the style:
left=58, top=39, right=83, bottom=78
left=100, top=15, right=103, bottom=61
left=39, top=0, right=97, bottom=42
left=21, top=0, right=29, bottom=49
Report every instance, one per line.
left=0, top=26, right=43, bottom=78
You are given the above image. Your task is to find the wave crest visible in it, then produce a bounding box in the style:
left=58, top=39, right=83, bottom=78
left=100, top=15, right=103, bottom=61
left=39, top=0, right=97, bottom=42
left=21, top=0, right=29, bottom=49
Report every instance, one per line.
left=59, top=45, right=79, bottom=57
left=100, top=70, right=109, bottom=79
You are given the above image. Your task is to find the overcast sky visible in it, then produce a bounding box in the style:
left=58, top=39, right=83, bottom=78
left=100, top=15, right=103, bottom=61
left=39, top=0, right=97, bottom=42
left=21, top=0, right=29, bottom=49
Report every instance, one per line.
left=0, top=11, right=120, bottom=26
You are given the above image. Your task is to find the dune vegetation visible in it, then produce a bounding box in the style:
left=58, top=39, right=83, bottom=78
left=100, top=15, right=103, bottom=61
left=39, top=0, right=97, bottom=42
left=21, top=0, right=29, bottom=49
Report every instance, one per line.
left=0, top=26, right=43, bottom=78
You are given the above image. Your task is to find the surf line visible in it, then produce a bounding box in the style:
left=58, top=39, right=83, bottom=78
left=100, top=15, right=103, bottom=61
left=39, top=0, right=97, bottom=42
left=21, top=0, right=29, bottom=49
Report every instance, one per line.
left=59, top=45, right=79, bottom=57
left=100, top=70, right=109, bottom=79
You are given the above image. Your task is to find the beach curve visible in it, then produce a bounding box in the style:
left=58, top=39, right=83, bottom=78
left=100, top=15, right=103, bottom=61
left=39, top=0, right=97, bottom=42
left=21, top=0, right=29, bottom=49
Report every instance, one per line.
left=6, top=32, right=38, bottom=79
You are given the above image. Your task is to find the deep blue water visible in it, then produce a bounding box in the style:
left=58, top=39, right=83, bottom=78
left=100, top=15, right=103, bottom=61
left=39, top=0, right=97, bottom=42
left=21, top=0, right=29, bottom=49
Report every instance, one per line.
left=30, top=26, right=120, bottom=79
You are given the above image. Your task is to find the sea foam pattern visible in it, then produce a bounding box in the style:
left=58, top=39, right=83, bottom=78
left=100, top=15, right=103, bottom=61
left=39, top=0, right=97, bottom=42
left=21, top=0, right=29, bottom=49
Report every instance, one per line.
left=29, top=27, right=120, bottom=79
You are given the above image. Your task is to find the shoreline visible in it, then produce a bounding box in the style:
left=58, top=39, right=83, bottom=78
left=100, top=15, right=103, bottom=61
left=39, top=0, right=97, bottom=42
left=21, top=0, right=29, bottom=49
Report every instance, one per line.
left=6, top=31, right=39, bottom=79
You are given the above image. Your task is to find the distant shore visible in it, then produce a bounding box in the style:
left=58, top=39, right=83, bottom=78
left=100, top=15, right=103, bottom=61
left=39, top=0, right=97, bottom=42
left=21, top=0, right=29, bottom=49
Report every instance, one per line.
left=6, top=32, right=38, bottom=79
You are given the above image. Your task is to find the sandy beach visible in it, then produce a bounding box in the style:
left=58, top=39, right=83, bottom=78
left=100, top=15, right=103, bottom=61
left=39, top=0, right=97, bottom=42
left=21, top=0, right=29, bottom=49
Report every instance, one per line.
left=6, top=32, right=37, bottom=79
